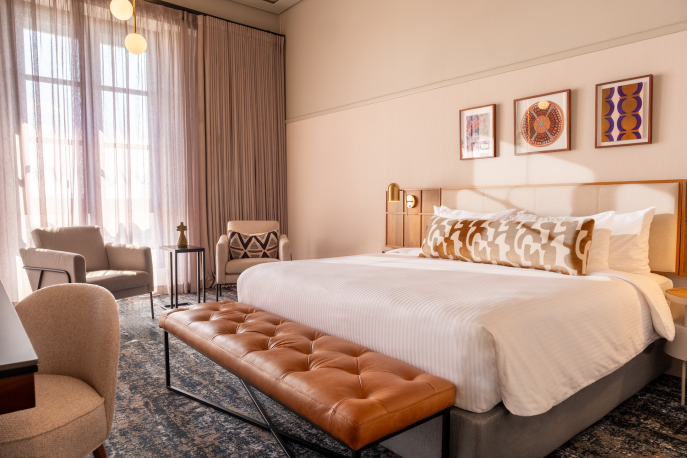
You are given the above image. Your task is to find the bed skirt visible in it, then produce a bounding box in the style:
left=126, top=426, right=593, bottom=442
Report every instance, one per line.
left=382, top=339, right=671, bottom=458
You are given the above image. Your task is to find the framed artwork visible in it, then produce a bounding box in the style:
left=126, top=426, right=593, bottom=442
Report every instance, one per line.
left=514, top=89, right=570, bottom=155
left=595, top=75, right=652, bottom=148
left=460, top=104, right=496, bottom=160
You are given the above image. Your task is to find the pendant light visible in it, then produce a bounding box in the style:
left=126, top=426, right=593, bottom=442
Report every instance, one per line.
left=110, top=0, right=147, bottom=55
left=109, top=0, right=132, bottom=21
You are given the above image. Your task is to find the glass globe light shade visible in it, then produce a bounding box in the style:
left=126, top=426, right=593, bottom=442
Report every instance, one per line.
left=125, top=33, right=147, bottom=55
left=110, top=0, right=133, bottom=21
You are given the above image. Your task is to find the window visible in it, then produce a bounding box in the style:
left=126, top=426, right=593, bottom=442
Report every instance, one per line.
left=21, top=25, right=153, bottom=240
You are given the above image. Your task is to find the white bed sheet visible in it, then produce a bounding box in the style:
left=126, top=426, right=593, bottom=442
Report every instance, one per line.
left=237, top=252, right=674, bottom=416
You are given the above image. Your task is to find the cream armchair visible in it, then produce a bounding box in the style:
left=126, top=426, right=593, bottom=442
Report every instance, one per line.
left=0, top=284, right=119, bottom=458
left=19, top=226, right=156, bottom=317
left=216, top=221, right=291, bottom=300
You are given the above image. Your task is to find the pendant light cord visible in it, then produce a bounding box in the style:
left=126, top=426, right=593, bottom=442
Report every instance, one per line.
left=133, top=0, right=136, bottom=33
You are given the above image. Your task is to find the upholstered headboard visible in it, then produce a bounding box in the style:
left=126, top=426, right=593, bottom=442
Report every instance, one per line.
left=385, top=180, right=686, bottom=275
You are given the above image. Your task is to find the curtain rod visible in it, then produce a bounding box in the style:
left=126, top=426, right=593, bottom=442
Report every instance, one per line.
left=144, top=0, right=285, bottom=37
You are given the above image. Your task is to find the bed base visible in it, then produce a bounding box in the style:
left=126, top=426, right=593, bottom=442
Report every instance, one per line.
left=382, top=339, right=670, bottom=458
left=164, top=331, right=451, bottom=458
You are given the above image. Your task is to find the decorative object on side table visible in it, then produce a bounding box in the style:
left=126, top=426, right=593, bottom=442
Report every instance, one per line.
left=176, top=222, right=188, bottom=248
left=514, top=89, right=571, bottom=155
left=459, top=104, right=496, bottom=160
left=595, top=75, right=652, bottom=148
left=664, top=287, right=687, bottom=405
left=159, top=245, right=205, bottom=309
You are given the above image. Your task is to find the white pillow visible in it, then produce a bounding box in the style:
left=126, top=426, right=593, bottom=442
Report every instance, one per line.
left=608, top=207, right=655, bottom=274
left=434, top=206, right=518, bottom=220
left=512, top=211, right=615, bottom=271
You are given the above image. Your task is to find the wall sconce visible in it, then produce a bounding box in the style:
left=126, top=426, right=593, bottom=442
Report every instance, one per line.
left=387, top=183, right=417, bottom=208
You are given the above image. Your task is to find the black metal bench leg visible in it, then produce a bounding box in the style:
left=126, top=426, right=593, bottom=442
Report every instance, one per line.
left=150, top=292, right=154, bottom=319
left=240, top=379, right=295, bottom=458
left=164, top=331, right=171, bottom=388
left=442, top=408, right=450, bottom=458
left=351, top=450, right=361, bottom=458
left=216, top=284, right=220, bottom=302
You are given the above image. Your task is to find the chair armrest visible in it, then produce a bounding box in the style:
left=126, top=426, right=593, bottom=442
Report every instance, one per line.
left=15, top=284, right=120, bottom=435
left=105, top=243, right=154, bottom=292
left=216, top=235, right=229, bottom=284
left=19, top=247, right=87, bottom=290
left=279, top=234, right=291, bottom=261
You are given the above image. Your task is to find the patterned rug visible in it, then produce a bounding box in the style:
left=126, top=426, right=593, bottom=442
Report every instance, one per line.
left=104, top=289, right=687, bottom=457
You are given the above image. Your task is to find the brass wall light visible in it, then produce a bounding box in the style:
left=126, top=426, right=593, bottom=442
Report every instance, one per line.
left=387, top=183, right=417, bottom=208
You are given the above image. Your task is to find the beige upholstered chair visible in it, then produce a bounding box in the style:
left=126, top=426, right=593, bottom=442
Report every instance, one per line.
left=215, top=221, right=291, bottom=300
left=0, top=284, right=119, bottom=458
left=19, top=226, right=156, bottom=317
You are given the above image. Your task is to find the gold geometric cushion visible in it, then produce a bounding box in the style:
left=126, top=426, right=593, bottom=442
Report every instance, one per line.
left=228, top=230, right=279, bottom=259
left=419, top=215, right=595, bottom=276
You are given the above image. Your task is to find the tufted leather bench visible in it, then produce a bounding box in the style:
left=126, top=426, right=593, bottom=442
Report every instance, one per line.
left=159, top=301, right=455, bottom=457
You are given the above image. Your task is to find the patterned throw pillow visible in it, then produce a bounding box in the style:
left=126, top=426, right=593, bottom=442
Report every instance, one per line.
left=419, top=215, right=595, bottom=276
left=228, top=231, right=279, bottom=259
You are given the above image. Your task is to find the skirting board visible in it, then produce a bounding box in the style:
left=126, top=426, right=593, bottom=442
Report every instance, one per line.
left=382, top=339, right=670, bottom=458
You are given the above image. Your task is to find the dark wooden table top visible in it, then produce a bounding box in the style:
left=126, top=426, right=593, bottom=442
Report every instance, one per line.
left=0, top=282, right=38, bottom=415
left=0, top=283, right=37, bottom=375
left=159, top=245, right=205, bottom=253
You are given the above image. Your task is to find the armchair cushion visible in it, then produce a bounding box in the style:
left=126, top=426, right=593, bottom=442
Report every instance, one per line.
left=31, top=226, right=109, bottom=272
left=225, top=258, right=279, bottom=275
left=0, top=374, right=107, bottom=458
left=86, top=270, right=150, bottom=292
left=228, top=230, right=279, bottom=259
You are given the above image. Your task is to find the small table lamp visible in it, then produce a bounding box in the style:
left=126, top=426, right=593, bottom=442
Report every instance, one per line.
left=387, top=183, right=417, bottom=208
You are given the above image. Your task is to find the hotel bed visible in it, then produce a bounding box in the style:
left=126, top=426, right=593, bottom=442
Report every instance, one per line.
left=237, top=180, right=685, bottom=458
left=239, top=251, right=673, bottom=416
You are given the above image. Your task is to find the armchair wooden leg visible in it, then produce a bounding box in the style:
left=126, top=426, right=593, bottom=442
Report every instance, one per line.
left=150, top=292, right=154, bottom=319
left=92, top=444, right=107, bottom=458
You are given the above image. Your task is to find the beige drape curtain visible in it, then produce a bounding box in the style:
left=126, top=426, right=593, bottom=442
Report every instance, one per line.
left=0, top=0, right=201, bottom=301
left=196, top=16, right=287, bottom=283
left=0, top=0, right=285, bottom=300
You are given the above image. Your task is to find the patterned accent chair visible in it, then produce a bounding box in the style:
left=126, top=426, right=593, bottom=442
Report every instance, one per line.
left=19, top=226, right=156, bottom=317
left=0, top=284, right=119, bottom=458
left=215, top=221, right=291, bottom=300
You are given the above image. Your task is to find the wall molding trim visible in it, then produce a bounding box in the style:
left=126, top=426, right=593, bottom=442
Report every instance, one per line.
left=285, top=21, right=687, bottom=124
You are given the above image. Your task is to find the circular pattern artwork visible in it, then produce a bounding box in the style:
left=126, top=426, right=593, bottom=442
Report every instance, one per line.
left=520, top=100, right=564, bottom=147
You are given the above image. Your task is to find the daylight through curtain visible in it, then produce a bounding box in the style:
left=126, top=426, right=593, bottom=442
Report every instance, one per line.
left=0, top=0, right=201, bottom=301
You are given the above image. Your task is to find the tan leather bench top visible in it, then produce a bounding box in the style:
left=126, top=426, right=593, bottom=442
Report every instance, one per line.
left=159, top=301, right=456, bottom=450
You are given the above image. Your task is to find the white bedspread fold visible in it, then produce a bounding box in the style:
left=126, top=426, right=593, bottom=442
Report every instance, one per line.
left=238, top=253, right=673, bottom=416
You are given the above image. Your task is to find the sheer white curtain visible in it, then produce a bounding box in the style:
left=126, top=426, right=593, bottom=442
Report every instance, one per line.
left=0, top=0, right=201, bottom=301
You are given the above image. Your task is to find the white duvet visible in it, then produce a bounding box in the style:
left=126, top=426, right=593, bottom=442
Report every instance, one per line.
left=237, top=252, right=675, bottom=416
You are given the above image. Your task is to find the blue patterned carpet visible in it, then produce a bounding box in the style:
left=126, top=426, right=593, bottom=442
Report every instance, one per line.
left=104, top=289, right=687, bottom=457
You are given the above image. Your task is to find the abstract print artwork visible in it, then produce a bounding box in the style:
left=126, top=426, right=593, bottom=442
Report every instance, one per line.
left=521, top=100, right=564, bottom=147
left=596, top=75, right=652, bottom=148
left=459, top=104, right=496, bottom=159
left=514, top=90, right=570, bottom=155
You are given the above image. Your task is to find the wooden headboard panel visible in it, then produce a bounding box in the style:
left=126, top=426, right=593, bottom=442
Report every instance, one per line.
left=385, top=180, right=687, bottom=276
